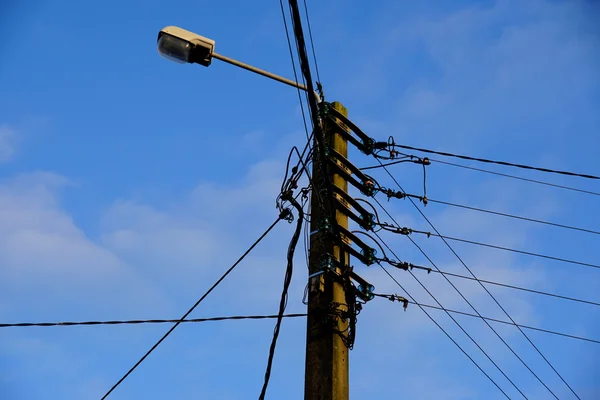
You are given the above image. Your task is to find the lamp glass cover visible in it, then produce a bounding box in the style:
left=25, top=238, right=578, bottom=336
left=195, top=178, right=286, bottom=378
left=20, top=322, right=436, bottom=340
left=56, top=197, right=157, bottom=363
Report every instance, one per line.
left=157, top=34, right=191, bottom=64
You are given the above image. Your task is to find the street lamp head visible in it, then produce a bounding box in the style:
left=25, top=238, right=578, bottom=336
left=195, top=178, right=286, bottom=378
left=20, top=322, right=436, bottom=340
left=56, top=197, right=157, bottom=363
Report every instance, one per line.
left=157, top=26, right=215, bottom=66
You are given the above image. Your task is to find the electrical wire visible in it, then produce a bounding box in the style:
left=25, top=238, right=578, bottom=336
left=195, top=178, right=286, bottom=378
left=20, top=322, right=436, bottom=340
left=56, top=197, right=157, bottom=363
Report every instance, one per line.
left=423, top=232, right=600, bottom=271
left=359, top=157, right=414, bottom=171
left=373, top=231, right=529, bottom=399
left=279, top=0, right=310, bottom=141
left=375, top=196, right=558, bottom=398
left=0, top=314, right=308, bottom=328
left=376, top=262, right=511, bottom=399
left=376, top=296, right=600, bottom=345
left=259, top=197, right=304, bottom=400
left=427, top=198, right=600, bottom=236
left=100, top=215, right=284, bottom=400
left=302, top=0, right=321, bottom=85
left=431, top=158, right=600, bottom=197
left=412, top=268, right=600, bottom=308
left=375, top=160, right=580, bottom=399
left=386, top=143, right=600, bottom=180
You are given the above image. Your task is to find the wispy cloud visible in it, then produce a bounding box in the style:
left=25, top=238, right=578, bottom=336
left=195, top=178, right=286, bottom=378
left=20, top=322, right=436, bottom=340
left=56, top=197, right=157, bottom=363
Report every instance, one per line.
left=0, top=125, right=15, bottom=162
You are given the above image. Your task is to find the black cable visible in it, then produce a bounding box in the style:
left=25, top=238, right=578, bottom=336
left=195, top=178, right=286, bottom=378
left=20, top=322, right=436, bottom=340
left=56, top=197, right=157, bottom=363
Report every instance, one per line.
left=427, top=198, right=600, bottom=236
left=388, top=143, right=600, bottom=180
left=259, top=197, right=304, bottom=400
left=279, top=0, right=310, bottom=141
left=101, top=216, right=284, bottom=400
left=376, top=263, right=511, bottom=399
left=379, top=186, right=600, bottom=236
left=359, top=157, right=413, bottom=171
left=374, top=232, right=526, bottom=399
left=427, top=269, right=600, bottom=307
left=376, top=161, right=580, bottom=399
left=377, top=296, right=600, bottom=345
left=425, top=232, right=600, bottom=271
left=0, top=314, right=307, bottom=328
left=288, top=0, right=341, bottom=251
left=431, top=158, right=600, bottom=196
left=375, top=198, right=557, bottom=399
left=302, top=0, right=321, bottom=85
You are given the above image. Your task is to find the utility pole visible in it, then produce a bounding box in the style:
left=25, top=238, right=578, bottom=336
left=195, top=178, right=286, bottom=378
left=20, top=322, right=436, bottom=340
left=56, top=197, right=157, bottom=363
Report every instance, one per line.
left=305, top=101, right=350, bottom=400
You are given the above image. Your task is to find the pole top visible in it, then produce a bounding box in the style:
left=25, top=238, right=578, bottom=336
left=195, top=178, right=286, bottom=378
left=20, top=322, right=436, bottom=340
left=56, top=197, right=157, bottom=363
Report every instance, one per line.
left=331, top=101, right=348, bottom=118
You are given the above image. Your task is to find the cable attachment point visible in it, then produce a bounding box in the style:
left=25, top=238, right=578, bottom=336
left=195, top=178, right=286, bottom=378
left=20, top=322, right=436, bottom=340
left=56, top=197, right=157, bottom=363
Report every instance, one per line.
left=278, top=207, right=293, bottom=222
left=361, top=137, right=375, bottom=155
left=360, top=247, right=377, bottom=265
left=360, top=212, right=376, bottom=231
left=319, top=253, right=342, bottom=276
left=388, top=294, right=409, bottom=311
left=356, top=284, right=375, bottom=302
left=362, top=179, right=376, bottom=197
left=316, top=81, right=324, bottom=102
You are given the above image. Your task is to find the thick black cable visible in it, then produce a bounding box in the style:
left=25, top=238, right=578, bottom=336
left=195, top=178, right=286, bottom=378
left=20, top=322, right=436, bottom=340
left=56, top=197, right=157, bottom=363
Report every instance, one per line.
left=0, top=314, right=307, bottom=328
left=376, top=161, right=580, bottom=399
left=288, top=0, right=340, bottom=250
left=302, top=0, right=321, bottom=85
left=377, top=263, right=511, bottom=399
left=427, top=198, right=600, bottom=236
left=388, top=143, right=600, bottom=180
left=431, top=158, right=600, bottom=196
left=259, top=197, right=304, bottom=400
left=101, top=216, right=283, bottom=400
left=374, top=232, right=525, bottom=399
left=287, top=0, right=320, bottom=128
left=279, top=0, right=310, bottom=141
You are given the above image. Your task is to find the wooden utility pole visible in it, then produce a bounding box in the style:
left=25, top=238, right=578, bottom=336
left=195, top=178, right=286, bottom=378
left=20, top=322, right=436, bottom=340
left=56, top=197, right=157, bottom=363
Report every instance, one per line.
left=305, top=101, right=350, bottom=400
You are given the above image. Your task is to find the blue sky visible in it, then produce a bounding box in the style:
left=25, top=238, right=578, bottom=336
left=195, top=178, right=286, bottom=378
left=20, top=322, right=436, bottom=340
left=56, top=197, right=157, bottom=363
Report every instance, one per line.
left=1, top=0, right=599, bottom=399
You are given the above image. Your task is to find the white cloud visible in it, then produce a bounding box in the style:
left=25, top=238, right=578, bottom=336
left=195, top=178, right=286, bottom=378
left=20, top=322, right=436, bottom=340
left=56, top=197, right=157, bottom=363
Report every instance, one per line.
left=0, top=172, right=166, bottom=320
left=0, top=125, right=16, bottom=162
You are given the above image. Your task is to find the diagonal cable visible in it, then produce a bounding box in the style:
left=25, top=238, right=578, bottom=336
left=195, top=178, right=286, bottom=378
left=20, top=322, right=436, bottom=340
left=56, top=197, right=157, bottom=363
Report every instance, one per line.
left=259, top=197, right=304, bottom=399
left=101, top=215, right=284, bottom=399
left=376, top=262, right=511, bottom=399
left=375, top=159, right=580, bottom=399
left=278, top=0, right=311, bottom=141
left=374, top=231, right=525, bottom=398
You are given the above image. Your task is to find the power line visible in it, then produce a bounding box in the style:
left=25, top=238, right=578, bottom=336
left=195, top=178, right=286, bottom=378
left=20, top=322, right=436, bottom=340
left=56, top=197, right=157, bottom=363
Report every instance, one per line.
left=376, top=263, right=511, bottom=399
left=100, top=215, right=284, bottom=400
left=427, top=198, right=600, bottom=236
left=259, top=197, right=304, bottom=399
left=431, top=158, right=600, bottom=196
left=425, top=232, right=600, bottom=271
left=302, top=0, right=321, bottom=85
left=278, top=0, right=311, bottom=141
left=379, top=185, right=599, bottom=236
left=424, top=269, right=600, bottom=308
left=378, top=222, right=600, bottom=270
left=379, top=297, right=599, bottom=345
left=0, top=314, right=307, bottom=328
left=374, top=210, right=550, bottom=399
left=387, top=143, right=600, bottom=180
left=376, top=159, right=581, bottom=399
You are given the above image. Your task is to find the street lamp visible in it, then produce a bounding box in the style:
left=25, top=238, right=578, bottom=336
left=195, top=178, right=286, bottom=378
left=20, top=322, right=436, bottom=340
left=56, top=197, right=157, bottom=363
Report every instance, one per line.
left=157, top=25, right=321, bottom=102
